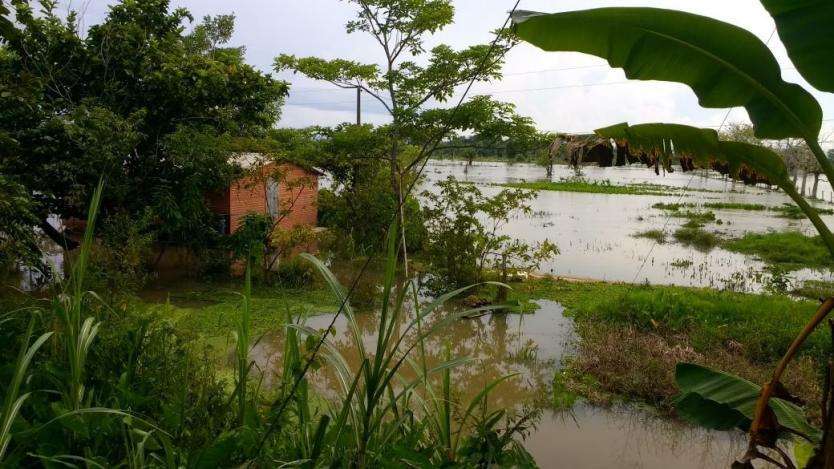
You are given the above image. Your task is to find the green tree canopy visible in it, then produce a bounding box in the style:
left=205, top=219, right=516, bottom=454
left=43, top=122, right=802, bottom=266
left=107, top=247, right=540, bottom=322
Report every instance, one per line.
left=0, top=0, right=287, bottom=257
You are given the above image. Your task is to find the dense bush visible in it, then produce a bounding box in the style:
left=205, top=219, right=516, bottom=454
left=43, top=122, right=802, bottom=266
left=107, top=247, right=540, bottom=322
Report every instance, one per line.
left=87, top=210, right=156, bottom=295
left=422, top=176, right=557, bottom=291
left=318, top=179, right=426, bottom=256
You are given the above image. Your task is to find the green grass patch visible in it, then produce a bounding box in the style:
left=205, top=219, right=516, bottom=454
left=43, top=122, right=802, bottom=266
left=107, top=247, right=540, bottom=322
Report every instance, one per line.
left=673, top=226, right=720, bottom=250
left=510, top=278, right=825, bottom=412
left=793, top=280, right=834, bottom=301
left=724, top=231, right=833, bottom=270
left=655, top=201, right=834, bottom=221
left=775, top=204, right=834, bottom=219
left=670, top=210, right=716, bottom=225
left=136, top=283, right=340, bottom=341
left=651, top=202, right=695, bottom=211
left=502, top=179, right=678, bottom=196
left=633, top=229, right=667, bottom=243
left=703, top=202, right=768, bottom=211
left=512, top=278, right=827, bottom=364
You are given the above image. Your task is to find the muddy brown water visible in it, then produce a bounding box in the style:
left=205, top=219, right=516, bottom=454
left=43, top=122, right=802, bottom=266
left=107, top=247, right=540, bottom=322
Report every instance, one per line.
left=250, top=299, right=747, bottom=468
left=416, top=160, right=834, bottom=292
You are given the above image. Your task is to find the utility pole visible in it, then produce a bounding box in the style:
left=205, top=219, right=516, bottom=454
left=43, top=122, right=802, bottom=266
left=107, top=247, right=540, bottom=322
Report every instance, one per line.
left=356, top=86, right=361, bottom=125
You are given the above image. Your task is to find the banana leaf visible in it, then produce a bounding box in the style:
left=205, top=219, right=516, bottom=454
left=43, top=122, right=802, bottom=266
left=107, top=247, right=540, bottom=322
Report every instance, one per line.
left=675, top=363, right=820, bottom=442
left=595, top=122, right=792, bottom=187
left=511, top=8, right=823, bottom=139
left=759, top=0, right=834, bottom=92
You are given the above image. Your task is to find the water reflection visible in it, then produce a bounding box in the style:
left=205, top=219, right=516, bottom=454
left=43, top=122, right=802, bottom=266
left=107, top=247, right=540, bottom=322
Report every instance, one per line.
left=250, top=299, right=745, bottom=467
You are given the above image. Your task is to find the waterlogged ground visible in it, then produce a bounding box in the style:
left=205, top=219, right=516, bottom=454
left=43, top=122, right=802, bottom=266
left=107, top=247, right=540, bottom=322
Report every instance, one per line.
left=250, top=299, right=746, bottom=468
left=422, top=160, right=834, bottom=292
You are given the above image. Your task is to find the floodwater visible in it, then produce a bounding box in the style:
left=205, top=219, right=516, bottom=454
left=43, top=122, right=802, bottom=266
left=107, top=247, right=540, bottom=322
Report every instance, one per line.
left=420, top=160, right=834, bottom=292
left=250, top=299, right=747, bottom=468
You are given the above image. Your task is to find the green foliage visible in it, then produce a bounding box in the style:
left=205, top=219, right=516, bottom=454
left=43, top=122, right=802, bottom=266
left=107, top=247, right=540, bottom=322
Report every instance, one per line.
left=596, top=123, right=794, bottom=186
left=759, top=0, right=834, bottom=92
left=674, top=363, right=818, bottom=441
left=319, top=169, right=426, bottom=256
left=502, top=178, right=678, bottom=195
left=87, top=210, right=156, bottom=295
left=558, top=282, right=829, bottom=366
left=275, top=0, right=527, bottom=259
left=0, top=174, right=41, bottom=272
left=0, top=181, right=540, bottom=466
left=673, top=226, right=719, bottom=251
left=724, top=231, right=833, bottom=270
left=704, top=202, right=767, bottom=211
left=512, top=8, right=822, bottom=139
left=633, top=229, right=667, bottom=244
left=423, top=176, right=556, bottom=289
left=226, top=213, right=272, bottom=263
left=0, top=320, right=53, bottom=463
left=0, top=0, right=287, bottom=254
left=793, top=279, right=834, bottom=301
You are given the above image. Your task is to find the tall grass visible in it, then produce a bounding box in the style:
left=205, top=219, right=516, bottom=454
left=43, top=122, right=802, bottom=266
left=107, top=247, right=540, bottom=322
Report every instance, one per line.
left=55, top=178, right=105, bottom=409
left=234, top=255, right=253, bottom=425
left=0, top=320, right=53, bottom=462
left=2, top=192, right=534, bottom=466
left=277, top=225, right=532, bottom=466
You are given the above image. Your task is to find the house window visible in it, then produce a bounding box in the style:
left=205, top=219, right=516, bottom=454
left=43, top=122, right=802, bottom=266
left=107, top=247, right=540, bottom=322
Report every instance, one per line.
left=266, top=178, right=280, bottom=220
left=215, top=214, right=230, bottom=235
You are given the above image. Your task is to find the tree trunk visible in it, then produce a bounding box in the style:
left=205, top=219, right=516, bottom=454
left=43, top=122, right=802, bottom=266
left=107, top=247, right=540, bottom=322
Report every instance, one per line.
left=39, top=219, right=79, bottom=251
left=812, top=173, right=821, bottom=200
left=802, top=171, right=809, bottom=197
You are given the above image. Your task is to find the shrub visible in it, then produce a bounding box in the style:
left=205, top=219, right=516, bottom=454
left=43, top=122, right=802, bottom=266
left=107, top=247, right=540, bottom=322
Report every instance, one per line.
left=423, top=176, right=557, bottom=290
left=87, top=210, right=155, bottom=294
left=273, top=256, right=315, bottom=287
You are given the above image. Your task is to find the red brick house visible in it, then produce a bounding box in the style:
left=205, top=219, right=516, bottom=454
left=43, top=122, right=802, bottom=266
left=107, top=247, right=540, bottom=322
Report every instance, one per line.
left=207, top=153, right=321, bottom=235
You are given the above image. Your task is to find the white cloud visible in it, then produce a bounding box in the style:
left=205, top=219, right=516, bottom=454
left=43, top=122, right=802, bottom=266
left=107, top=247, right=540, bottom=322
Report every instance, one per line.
left=57, top=0, right=834, bottom=151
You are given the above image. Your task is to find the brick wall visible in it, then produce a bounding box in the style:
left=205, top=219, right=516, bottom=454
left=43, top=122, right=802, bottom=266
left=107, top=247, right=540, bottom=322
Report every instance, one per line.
left=277, top=164, right=318, bottom=229
left=226, top=162, right=318, bottom=233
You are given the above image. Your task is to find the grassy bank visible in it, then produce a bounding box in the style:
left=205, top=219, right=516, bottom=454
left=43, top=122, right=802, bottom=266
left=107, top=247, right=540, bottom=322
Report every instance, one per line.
left=134, top=282, right=339, bottom=354
left=510, top=279, right=825, bottom=417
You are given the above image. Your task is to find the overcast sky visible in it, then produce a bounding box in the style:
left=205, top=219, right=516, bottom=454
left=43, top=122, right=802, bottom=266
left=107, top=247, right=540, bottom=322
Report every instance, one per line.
left=64, top=0, right=833, bottom=150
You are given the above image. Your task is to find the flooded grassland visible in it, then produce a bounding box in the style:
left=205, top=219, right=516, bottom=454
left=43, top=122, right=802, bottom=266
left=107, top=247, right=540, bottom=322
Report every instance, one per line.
left=130, top=160, right=834, bottom=467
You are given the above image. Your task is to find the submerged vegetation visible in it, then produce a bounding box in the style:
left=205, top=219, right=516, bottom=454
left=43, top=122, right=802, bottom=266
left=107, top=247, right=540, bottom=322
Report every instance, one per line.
left=654, top=201, right=834, bottom=219
left=502, top=179, right=681, bottom=196
left=633, top=229, right=667, bottom=243
left=724, top=231, right=833, bottom=270
left=673, top=226, right=720, bottom=251
left=512, top=279, right=825, bottom=413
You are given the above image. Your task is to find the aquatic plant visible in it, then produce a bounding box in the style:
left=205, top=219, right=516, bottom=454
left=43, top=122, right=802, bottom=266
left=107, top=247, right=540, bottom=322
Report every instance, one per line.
left=725, top=231, right=833, bottom=270
left=502, top=179, right=678, bottom=196
left=634, top=229, right=666, bottom=244
left=673, top=226, right=720, bottom=251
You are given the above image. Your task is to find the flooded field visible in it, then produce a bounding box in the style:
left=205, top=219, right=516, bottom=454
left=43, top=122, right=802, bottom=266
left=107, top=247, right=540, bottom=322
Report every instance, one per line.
left=422, top=160, right=834, bottom=292
left=250, top=299, right=746, bottom=468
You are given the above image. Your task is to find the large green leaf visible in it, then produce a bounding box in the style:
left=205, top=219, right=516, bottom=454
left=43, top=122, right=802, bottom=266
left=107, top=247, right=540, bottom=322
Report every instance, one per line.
left=595, top=122, right=792, bottom=187
left=511, top=8, right=823, bottom=139
left=760, top=0, right=834, bottom=92
left=674, top=363, right=820, bottom=441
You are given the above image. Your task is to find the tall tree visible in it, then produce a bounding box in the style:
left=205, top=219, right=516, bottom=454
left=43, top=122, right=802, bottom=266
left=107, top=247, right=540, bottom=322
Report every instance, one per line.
left=0, top=0, right=287, bottom=261
left=275, top=0, right=518, bottom=267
